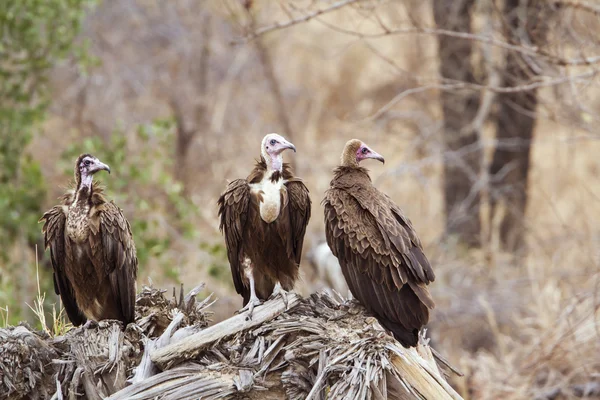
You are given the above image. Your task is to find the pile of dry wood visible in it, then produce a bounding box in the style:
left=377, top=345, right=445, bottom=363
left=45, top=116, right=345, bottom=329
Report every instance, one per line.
left=0, top=285, right=462, bottom=400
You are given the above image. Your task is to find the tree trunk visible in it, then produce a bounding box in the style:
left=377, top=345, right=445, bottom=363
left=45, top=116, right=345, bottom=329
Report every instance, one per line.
left=489, top=0, right=547, bottom=253
left=433, top=0, right=482, bottom=247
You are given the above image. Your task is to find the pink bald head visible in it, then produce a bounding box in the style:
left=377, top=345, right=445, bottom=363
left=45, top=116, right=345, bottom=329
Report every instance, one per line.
left=341, top=139, right=385, bottom=167
left=261, top=133, right=296, bottom=171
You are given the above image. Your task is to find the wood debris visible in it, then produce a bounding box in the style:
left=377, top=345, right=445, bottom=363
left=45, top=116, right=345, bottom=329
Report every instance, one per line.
left=0, top=286, right=462, bottom=400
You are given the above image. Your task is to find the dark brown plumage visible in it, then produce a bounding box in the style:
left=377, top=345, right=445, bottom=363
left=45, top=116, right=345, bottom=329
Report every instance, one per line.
left=39, top=154, right=138, bottom=327
left=218, top=134, right=311, bottom=313
left=323, top=139, right=435, bottom=347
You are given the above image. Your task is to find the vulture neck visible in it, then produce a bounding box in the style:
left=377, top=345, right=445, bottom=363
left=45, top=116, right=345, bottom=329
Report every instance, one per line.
left=261, top=150, right=283, bottom=173
left=341, top=148, right=359, bottom=168
left=74, top=173, right=93, bottom=204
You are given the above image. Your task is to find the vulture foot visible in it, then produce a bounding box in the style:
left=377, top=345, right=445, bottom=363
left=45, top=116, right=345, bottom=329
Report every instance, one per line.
left=82, top=319, right=98, bottom=330
left=238, top=297, right=262, bottom=321
left=269, top=283, right=290, bottom=310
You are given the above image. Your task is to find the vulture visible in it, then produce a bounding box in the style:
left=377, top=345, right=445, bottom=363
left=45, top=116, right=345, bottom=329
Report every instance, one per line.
left=39, top=154, right=138, bottom=327
left=218, top=133, right=311, bottom=317
left=322, top=139, right=435, bottom=347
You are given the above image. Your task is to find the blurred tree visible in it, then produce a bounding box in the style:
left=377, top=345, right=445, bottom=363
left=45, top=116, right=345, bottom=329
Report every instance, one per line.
left=169, top=13, right=212, bottom=192
left=432, top=0, right=483, bottom=248
left=0, top=0, right=95, bottom=324
left=244, top=2, right=295, bottom=171
left=489, top=0, right=549, bottom=253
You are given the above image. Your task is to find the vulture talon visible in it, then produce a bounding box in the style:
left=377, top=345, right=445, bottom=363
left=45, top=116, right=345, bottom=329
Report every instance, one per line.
left=239, top=297, right=262, bottom=321
left=269, top=283, right=289, bottom=310
left=82, top=319, right=98, bottom=330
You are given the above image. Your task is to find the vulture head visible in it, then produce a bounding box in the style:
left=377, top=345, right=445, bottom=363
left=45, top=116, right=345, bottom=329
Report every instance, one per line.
left=341, top=139, right=385, bottom=167
left=75, top=154, right=111, bottom=189
left=261, top=133, right=296, bottom=171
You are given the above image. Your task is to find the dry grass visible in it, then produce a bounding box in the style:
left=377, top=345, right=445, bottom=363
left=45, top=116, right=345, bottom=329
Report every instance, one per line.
left=6, top=0, right=598, bottom=398
left=26, top=246, right=73, bottom=337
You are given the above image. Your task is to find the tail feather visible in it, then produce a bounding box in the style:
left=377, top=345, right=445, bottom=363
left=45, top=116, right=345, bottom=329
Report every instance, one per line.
left=378, top=317, right=420, bottom=347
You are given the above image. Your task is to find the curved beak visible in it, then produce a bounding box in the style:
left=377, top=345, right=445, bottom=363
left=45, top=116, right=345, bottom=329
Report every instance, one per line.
left=367, top=150, right=385, bottom=164
left=283, top=139, right=297, bottom=153
left=93, top=160, right=111, bottom=174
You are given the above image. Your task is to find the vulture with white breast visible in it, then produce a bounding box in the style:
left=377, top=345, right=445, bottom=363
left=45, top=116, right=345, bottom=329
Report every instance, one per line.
left=322, top=139, right=435, bottom=347
left=218, top=133, right=311, bottom=317
left=39, top=154, right=138, bottom=327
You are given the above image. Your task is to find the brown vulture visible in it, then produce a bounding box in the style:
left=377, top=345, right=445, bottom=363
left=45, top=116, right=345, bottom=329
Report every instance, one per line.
left=39, top=154, right=138, bottom=327
left=218, top=133, right=311, bottom=317
left=322, top=139, right=435, bottom=347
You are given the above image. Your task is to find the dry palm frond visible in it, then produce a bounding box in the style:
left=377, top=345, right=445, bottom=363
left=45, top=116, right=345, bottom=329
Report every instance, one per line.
left=0, top=283, right=211, bottom=400
left=114, top=292, right=461, bottom=400
left=1, top=286, right=460, bottom=399
left=0, top=325, right=57, bottom=400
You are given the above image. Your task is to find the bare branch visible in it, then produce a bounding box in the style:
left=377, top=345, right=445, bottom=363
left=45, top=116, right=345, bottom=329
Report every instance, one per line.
left=236, top=0, right=362, bottom=43
left=314, top=21, right=600, bottom=67
left=366, top=70, right=598, bottom=121
left=241, top=2, right=600, bottom=67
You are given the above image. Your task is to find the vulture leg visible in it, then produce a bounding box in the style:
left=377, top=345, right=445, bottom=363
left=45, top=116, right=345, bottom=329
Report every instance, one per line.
left=239, top=271, right=262, bottom=320
left=269, top=282, right=289, bottom=310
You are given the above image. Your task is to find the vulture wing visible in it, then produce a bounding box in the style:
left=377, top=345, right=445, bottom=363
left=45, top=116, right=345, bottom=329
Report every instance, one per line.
left=285, top=179, right=312, bottom=264
left=218, top=179, right=251, bottom=300
left=40, top=206, right=87, bottom=326
left=324, top=184, right=434, bottom=346
left=88, top=202, right=138, bottom=325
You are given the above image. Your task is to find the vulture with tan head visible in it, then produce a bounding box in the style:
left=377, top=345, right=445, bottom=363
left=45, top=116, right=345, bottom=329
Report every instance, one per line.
left=218, top=134, right=311, bottom=317
left=40, top=154, right=138, bottom=327
left=322, top=139, right=435, bottom=347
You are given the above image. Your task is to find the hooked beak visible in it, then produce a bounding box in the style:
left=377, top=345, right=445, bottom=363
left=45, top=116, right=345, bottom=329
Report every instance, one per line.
left=368, top=150, right=385, bottom=164
left=94, top=160, right=111, bottom=174
left=283, top=140, right=297, bottom=153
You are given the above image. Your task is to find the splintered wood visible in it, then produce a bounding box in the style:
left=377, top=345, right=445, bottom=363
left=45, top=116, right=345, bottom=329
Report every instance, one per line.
left=151, top=292, right=301, bottom=369
left=0, top=286, right=462, bottom=400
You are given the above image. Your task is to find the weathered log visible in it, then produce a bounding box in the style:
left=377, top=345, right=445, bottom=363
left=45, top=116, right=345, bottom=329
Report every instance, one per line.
left=117, top=292, right=461, bottom=400
left=151, top=293, right=301, bottom=370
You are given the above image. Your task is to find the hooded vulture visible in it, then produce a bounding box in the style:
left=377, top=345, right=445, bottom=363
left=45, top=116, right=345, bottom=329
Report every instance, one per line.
left=322, top=139, right=435, bottom=347
left=39, top=154, right=138, bottom=327
left=218, top=133, right=311, bottom=317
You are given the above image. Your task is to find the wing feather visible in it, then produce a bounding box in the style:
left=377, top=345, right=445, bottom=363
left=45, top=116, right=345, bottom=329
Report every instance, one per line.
left=332, top=185, right=435, bottom=286
left=285, top=179, right=311, bottom=264
left=217, top=179, right=251, bottom=299
left=323, top=174, right=435, bottom=346
left=89, top=202, right=138, bottom=325
left=39, top=206, right=87, bottom=326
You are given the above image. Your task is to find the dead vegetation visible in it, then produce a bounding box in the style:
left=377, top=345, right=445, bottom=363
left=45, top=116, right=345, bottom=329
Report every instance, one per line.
left=0, top=285, right=211, bottom=400
left=0, top=285, right=463, bottom=400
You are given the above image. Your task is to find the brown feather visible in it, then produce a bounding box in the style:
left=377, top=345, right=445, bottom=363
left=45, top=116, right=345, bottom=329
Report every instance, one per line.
left=323, top=165, right=435, bottom=347
left=40, top=180, right=138, bottom=326
left=218, top=159, right=311, bottom=306
left=40, top=205, right=87, bottom=326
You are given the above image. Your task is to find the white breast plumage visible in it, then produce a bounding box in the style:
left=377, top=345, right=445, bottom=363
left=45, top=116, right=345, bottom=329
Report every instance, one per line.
left=250, top=173, right=286, bottom=223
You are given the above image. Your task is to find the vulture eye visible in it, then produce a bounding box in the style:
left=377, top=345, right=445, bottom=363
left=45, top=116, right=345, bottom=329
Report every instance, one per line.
left=84, top=160, right=91, bottom=166
left=270, top=139, right=277, bottom=145
left=361, top=148, right=368, bottom=154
